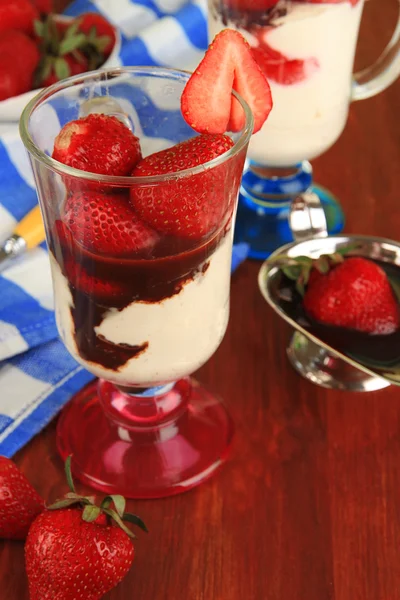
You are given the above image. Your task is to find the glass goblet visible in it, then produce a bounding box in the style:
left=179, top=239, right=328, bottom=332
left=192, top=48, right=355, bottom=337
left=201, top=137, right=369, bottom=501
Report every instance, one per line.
left=208, top=0, right=400, bottom=258
left=20, top=67, right=252, bottom=499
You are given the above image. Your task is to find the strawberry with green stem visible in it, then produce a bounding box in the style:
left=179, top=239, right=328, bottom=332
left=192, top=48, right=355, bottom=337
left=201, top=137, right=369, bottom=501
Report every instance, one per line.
left=25, top=456, right=148, bottom=600
left=34, top=14, right=115, bottom=87
left=270, top=248, right=400, bottom=335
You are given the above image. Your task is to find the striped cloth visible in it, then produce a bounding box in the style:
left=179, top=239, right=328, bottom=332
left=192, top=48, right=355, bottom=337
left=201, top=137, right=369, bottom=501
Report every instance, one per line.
left=0, top=0, right=249, bottom=458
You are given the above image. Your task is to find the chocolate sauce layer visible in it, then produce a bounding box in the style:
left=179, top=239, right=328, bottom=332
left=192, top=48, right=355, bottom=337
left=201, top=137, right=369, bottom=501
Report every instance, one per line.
left=50, top=224, right=227, bottom=371
left=210, top=0, right=288, bottom=30
left=270, top=260, right=400, bottom=377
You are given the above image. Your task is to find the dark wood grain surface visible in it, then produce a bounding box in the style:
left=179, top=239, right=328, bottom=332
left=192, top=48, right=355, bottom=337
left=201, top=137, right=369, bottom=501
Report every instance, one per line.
left=1, top=1, right=400, bottom=599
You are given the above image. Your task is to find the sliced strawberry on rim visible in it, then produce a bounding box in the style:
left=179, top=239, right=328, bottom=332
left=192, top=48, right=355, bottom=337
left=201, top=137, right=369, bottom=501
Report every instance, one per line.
left=181, top=29, right=272, bottom=135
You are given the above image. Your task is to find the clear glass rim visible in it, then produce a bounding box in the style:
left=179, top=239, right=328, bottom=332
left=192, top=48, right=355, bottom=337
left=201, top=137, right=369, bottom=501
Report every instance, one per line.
left=19, top=66, right=254, bottom=185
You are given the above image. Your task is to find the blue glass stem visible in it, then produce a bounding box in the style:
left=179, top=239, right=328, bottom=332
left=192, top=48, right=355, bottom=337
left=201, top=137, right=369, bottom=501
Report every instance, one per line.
left=234, top=160, right=345, bottom=260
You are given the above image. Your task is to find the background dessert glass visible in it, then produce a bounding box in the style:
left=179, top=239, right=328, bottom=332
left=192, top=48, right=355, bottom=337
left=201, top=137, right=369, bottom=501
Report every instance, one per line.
left=20, top=67, right=252, bottom=499
left=208, top=0, right=400, bottom=258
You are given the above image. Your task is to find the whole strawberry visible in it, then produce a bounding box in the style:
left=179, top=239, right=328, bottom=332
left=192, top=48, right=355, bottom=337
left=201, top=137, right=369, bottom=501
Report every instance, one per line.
left=0, top=456, right=44, bottom=540
left=131, top=133, right=243, bottom=239
left=276, top=251, right=400, bottom=335
left=0, top=30, right=40, bottom=100
left=52, top=113, right=142, bottom=177
left=34, top=14, right=116, bottom=88
left=77, top=12, right=116, bottom=57
left=25, top=457, right=147, bottom=600
left=63, top=190, right=159, bottom=256
left=0, top=0, right=38, bottom=36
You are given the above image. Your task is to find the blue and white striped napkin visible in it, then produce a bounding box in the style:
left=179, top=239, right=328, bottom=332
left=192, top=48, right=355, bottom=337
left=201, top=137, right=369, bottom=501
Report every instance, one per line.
left=0, top=0, right=249, bottom=458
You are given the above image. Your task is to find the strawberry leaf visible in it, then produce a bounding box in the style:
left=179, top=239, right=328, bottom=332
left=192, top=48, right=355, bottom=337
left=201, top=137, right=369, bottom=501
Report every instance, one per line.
left=59, top=33, right=87, bottom=56
left=54, top=57, right=70, bottom=81
left=34, top=19, right=44, bottom=38
left=64, top=20, right=80, bottom=39
left=100, top=495, right=126, bottom=517
left=48, top=498, right=82, bottom=510
left=123, top=513, right=149, bottom=533
left=82, top=505, right=101, bottom=523
left=92, top=34, right=111, bottom=53
left=103, top=508, right=136, bottom=539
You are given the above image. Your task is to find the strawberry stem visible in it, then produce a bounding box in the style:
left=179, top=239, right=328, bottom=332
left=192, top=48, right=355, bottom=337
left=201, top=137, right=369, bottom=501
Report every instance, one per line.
left=65, top=455, right=76, bottom=494
left=268, top=244, right=364, bottom=297
left=47, top=457, right=148, bottom=537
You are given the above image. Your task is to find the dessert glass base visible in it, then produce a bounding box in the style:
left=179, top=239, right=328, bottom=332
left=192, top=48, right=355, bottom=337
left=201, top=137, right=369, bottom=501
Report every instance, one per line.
left=234, top=162, right=345, bottom=260
left=57, top=378, right=234, bottom=499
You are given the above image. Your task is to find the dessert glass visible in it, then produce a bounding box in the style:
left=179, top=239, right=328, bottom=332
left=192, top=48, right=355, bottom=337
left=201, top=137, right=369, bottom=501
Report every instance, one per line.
left=208, top=0, right=400, bottom=257
left=20, top=67, right=252, bottom=499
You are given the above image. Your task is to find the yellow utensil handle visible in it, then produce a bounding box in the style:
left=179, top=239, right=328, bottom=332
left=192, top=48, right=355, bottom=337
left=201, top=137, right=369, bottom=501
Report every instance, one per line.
left=13, top=205, right=45, bottom=250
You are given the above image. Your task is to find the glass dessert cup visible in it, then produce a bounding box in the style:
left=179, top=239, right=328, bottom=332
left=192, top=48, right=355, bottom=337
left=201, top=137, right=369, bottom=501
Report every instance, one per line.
left=208, top=0, right=400, bottom=258
left=20, top=67, right=252, bottom=499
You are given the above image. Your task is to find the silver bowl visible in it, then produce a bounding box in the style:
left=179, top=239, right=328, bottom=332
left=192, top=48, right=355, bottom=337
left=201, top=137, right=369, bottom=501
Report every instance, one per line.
left=258, top=234, right=400, bottom=392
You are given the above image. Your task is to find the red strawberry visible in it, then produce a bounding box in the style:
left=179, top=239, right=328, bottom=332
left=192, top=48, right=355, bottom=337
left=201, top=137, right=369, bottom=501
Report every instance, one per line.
left=0, top=0, right=38, bottom=35
left=52, top=114, right=142, bottom=177
left=31, top=0, right=52, bottom=14
left=251, top=44, right=319, bottom=85
left=277, top=253, right=400, bottom=335
left=34, top=14, right=115, bottom=88
left=25, top=457, right=147, bottom=600
left=65, top=257, right=131, bottom=302
left=0, top=456, right=44, bottom=540
left=64, top=191, right=159, bottom=256
left=0, top=31, right=40, bottom=100
left=181, top=29, right=272, bottom=135
left=77, top=12, right=116, bottom=56
left=130, top=134, right=243, bottom=239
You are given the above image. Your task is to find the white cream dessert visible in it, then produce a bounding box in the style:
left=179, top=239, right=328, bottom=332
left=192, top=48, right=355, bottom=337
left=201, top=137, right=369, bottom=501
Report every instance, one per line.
left=50, top=232, right=233, bottom=388
left=208, top=0, right=364, bottom=166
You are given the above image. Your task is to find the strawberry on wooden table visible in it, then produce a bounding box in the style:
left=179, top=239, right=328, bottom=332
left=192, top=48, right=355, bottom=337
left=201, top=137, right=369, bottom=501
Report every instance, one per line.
left=181, top=28, right=272, bottom=135
left=0, top=0, right=38, bottom=35
left=25, top=457, right=147, bottom=600
left=131, top=133, right=240, bottom=239
left=0, top=30, right=40, bottom=100
left=274, top=252, right=400, bottom=335
left=0, top=456, right=44, bottom=540
left=52, top=114, right=142, bottom=177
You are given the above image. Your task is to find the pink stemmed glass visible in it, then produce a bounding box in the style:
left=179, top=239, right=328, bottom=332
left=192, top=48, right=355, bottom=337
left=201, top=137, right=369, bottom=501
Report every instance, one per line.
left=20, top=67, right=252, bottom=499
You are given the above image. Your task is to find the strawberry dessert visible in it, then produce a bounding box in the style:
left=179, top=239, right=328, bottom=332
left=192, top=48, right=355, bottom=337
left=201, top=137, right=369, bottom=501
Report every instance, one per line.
left=208, top=0, right=364, bottom=166
left=48, top=32, right=272, bottom=388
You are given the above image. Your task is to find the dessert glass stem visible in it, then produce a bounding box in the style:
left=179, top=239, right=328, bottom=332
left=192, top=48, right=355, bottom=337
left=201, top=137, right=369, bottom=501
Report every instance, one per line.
left=98, top=379, right=187, bottom=430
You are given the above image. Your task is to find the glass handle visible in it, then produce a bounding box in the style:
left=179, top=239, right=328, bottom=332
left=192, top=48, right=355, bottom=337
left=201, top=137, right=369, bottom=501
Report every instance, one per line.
left=289, top=193, right=328, bottom=242
left=351, top=7, right=400, bottom=101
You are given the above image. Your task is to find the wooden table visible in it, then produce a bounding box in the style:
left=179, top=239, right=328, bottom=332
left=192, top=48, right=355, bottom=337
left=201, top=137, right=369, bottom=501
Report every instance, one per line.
left=1, top=2, right=400, bottom=599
